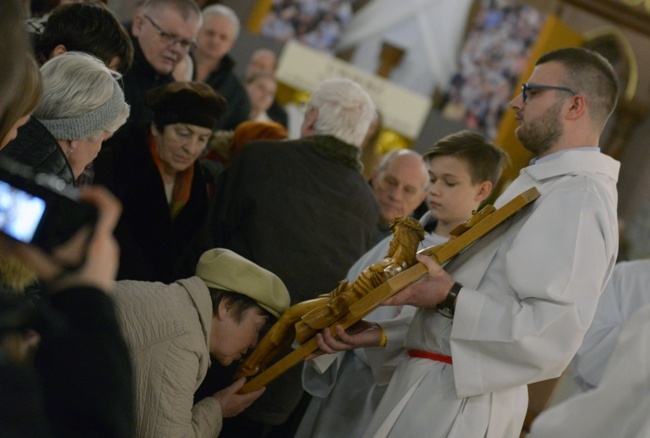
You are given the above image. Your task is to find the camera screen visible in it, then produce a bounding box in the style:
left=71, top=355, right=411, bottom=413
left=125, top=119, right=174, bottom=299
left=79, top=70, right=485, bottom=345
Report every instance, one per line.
left=0, top=180, right=46, bottom=243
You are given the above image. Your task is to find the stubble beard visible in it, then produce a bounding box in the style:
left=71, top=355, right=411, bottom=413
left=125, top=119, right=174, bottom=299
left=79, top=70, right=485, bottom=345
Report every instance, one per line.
left=516, top=100, right=564, bottom=157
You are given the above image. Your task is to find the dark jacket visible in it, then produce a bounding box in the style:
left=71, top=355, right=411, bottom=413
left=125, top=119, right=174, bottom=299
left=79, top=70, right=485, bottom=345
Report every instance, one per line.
left=204, top=135, right=379, bottom=302
left=111, top=36, right=174, bottom=142
left=198, top=135, right=379, bottom=426
left=0, top=287, right=134, bottom=437
left=195, top=54, right=251, bottom=131
left=93, top=125, right=210, bottom=283
left=0, top=118, right=75, bottom=184
left=267, top=99, right=288, bottom=128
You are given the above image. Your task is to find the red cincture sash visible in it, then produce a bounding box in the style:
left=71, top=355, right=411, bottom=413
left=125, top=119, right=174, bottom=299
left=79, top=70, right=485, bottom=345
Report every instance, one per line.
left=408, top=350, right=453, bottom=364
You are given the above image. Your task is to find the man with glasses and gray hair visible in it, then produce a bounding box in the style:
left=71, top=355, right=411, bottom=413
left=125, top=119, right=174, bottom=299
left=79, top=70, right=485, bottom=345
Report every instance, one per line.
left=118, top=0, right=202, bottom=135
left=313, top=47, right=621, bottom=438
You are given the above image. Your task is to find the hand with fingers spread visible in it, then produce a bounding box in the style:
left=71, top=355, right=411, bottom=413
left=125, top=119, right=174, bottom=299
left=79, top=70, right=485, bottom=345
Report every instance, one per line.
left=212, top=377, right=265, bottom=418
left=382, top=253, right=455, bottom=308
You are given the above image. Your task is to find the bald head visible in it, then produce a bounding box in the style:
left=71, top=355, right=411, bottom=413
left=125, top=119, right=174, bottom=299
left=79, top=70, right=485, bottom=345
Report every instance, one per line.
left=372, top=149, right=428, bottom=224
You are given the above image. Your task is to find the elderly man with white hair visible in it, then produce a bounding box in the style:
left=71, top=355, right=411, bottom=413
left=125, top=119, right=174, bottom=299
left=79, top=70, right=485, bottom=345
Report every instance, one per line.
left=191, top=4, right=251, bottom=130
left=370, top=149, right=428, bottom=243
left=197, top=77, right=380, bottom=436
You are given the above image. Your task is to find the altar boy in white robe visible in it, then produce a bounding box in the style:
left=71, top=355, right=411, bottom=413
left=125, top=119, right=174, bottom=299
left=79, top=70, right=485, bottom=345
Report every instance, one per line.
left=297, top=130, right=508, bottom=438
left=315, top=47, right=620, bottom=438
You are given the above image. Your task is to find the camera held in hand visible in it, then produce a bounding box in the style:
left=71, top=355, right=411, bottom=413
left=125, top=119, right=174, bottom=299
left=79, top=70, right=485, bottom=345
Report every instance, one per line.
left=0, top=157, right=97, bottom=252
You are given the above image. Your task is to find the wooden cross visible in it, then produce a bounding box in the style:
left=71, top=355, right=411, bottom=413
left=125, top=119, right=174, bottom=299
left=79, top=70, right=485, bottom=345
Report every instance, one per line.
left=239, top=186, right=541, bottom=394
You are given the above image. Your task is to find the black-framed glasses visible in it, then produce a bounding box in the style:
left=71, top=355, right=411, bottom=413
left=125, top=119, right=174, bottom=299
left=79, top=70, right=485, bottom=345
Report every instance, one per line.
left=143, top=14, right=196, bottom=51
left=521, top=83, right=578, bottom=102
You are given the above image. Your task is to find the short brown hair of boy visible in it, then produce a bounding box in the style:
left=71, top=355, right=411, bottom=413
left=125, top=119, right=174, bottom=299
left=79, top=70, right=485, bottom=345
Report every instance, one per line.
left=34, top=3, right=134, bottom=74
left=423, top=130, right=510, bottom=186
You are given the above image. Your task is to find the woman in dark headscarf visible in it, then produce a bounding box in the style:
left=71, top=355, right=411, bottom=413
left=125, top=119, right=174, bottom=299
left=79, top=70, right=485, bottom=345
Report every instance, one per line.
left=93, top=81, right=226, bottom=282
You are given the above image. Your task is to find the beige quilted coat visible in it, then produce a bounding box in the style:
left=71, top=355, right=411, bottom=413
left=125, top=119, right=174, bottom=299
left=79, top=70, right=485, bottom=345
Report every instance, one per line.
left=111, top=276, right=222, bottom=437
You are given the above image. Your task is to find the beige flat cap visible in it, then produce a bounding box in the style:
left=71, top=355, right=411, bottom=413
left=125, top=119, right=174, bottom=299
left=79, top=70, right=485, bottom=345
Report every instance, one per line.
left=196, top=248, right=290, bottom=318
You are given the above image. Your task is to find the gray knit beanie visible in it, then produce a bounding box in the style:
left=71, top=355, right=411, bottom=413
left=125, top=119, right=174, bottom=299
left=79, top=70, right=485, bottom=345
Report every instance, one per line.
left=39, top=81, right=125, bottom=140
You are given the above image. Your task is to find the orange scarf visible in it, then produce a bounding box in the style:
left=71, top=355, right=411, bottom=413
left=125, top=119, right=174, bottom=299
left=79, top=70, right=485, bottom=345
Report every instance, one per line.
left=147, top=134, right=194, bottom=219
